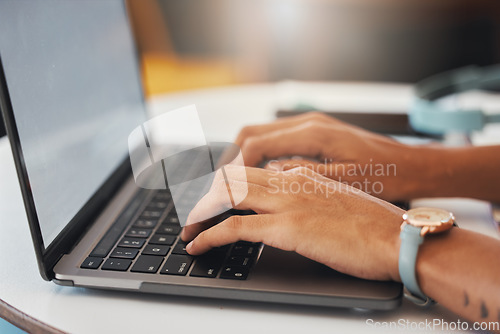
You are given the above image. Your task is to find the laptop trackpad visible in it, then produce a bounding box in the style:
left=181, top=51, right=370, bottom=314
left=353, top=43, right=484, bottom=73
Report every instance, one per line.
left=249, top=246, right=402, bottom=300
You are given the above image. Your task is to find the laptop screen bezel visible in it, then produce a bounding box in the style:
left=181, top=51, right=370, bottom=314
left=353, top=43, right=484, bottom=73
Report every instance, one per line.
left=0, top=2, right=147, bottom=281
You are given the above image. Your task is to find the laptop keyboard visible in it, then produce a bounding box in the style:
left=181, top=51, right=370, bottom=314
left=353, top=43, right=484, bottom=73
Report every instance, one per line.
left=80, top=187, right=261, bottom=280
left=79, top=139, right=408, bottom=280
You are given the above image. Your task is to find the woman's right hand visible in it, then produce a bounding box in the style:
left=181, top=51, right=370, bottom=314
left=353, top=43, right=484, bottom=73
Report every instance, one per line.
left=182, top=165, right=403, bottom=282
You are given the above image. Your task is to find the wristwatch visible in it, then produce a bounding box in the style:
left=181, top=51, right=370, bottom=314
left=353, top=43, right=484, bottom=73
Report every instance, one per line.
left=399, top=207, right=456, bottom=306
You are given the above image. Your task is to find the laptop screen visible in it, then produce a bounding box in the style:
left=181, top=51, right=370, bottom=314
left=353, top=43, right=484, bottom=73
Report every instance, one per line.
left=0, top=1, right=146, bottom=248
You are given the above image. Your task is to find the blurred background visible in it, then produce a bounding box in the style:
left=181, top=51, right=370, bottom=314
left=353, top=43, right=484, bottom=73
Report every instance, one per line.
left=127, top=0, right=500, bottom=96
left=1, top=0, right=500, bottom=137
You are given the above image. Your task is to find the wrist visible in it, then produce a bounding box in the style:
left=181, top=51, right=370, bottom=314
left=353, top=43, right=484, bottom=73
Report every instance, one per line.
left=414, top=227, right=458, bottom=298
left=384, top=207, right=405, bottom=282
left=397, top=145, right=457, bottom=200
left=398, top=207, right=456, bottom=304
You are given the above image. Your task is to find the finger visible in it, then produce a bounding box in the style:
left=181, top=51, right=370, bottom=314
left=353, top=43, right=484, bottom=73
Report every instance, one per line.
left=241, top=123, right=325, bottom=167
left=181, top=214, right=222, bottom=242
left=235, top=112, right=338, bottom=147
left=223, top=164, right=286, bottom=188
left=265, top=159, right=349, bottom=178
left=223, top=165, right=338, bottom=202
left=182, top=166, right=291, bottom=233
left=184, top=166, right=335, bottom=242
left=186, top=214, right=293, bottom=255
left=265, top=158, right=323, bottom=172
left=282, top=165, right=348, bottom=191
left=274, top=111, right=343, bottom=124
left=185, top=180, right=286, bottom=228
left=214, top=142, right=248, bottom=170
left=225, top=161, right=336, bottom=195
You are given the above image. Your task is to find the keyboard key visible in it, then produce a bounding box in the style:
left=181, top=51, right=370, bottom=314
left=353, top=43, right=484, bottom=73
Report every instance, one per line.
left=89, top=189, right=148, bottom=258
left=101, top=259, right=132, bottom=271
left=226, top=255, right=253, bottom=267
left=172, top=241, right=188, bottom=255
left=190, top=254, right=224, bottom=278
left=153, top=191, right=171, bottom=201
left=147, top=201, right=168, bottom=210
left=110, top=248, right=139, bottom=259
left=160, top=255, right=193, bottom=276
left=131, top=255, right=164, bottom=274
left=142, top=244, right=170, bottom=256
left=163, top=215, right=179, bottom=225
left=125, top=228, right=151, bottom=238
left=80, top=257, right=103, bottom=269
left=133, top=219, right=158, bottom=229
left=231, top=243, right=258, bottom=257
left=149, top=234, right=176, bottom=245
left=157, top=224, right=181, bottom=235
left=211, top=245, right=230, bottom=254
left=220, top=265, right=249, bottom=280
left=141, top=210, right=162, bottom=219
left=118, top=237, right=145, bottom=248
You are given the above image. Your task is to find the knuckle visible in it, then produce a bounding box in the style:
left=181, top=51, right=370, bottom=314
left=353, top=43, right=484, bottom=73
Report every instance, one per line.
left=240, top=138, right=251, bottom=151
left=285, top=166, right=301, bottom=175
left=302, top=120, right=323, bottom=134
left=296, top=166, right=311, bottom=175
left=287, top=166, right=308, bottom=175
left=241, top=136, right=259, bottom=152
left=224, top=215, right=244, bottom=231
left=237, top=127, right=258, bottom=148
left=196, top=229, right=209, bottom=244
left=239, top=125, right=255, bottom=137
left=196, top=230, right=216, bottom=249
left=265, top=213, right=298, bottom=252
left=306, top=111, right=327, bottom=121
left=287, top=168, right=307, bottom=183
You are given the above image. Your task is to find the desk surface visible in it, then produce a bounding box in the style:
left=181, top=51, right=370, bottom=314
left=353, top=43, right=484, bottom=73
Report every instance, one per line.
left=1, top=82, right=499, bottom=334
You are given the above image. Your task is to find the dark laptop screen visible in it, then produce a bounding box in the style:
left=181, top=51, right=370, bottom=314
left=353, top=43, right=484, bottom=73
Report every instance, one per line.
left=0, top=1, right=146, bottom=248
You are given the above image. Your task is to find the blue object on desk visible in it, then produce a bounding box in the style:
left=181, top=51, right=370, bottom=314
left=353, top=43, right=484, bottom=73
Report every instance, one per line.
left=409, top=65, right=500, bottom=135
left=0, top=318, right=26, bottom=334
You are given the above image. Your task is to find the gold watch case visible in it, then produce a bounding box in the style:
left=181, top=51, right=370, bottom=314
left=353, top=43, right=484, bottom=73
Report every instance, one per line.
left=402, top=207, right=455, bottom=236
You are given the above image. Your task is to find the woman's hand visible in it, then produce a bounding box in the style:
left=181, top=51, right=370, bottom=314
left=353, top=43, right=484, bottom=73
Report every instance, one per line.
left=182, top=166, right=404, bottom=281
left=234, top=112, right=435, bottom=202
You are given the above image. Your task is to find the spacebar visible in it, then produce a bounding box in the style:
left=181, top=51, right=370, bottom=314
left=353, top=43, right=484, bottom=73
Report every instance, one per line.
left=89, top=189, right=148, bottom=258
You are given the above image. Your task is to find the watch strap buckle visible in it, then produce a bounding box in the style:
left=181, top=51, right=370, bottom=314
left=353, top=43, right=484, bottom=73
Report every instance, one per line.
left=403, top=286, right=436, bottom=307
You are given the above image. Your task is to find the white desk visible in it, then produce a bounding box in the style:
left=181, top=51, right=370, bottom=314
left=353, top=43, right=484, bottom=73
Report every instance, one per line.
left=1, top=82, right=499, bottom=334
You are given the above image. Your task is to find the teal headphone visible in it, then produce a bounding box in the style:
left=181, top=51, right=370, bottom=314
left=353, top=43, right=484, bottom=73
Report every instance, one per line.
left=409, top=65, right=500, bottom=135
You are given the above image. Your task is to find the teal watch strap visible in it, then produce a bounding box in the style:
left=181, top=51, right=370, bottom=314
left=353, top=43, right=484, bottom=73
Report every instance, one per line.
left=399, top=224, right=428, bottom=303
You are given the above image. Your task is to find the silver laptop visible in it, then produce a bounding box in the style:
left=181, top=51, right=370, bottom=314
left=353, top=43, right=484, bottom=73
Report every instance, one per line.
left=0, top=0, right=401, bottom=310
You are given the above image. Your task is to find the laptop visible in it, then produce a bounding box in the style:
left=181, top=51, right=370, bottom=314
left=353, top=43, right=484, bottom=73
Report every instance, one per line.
left=0, top=0, right=402, bottom=310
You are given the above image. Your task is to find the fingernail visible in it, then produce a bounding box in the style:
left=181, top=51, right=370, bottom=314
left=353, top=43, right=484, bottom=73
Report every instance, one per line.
left=186, top=241, right=193, bottom=252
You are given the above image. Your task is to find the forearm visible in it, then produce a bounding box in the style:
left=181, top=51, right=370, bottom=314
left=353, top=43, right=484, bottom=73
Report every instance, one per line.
left=403, top=145, right=500, bottom=203
left=416, top=228, right=500, bottom=325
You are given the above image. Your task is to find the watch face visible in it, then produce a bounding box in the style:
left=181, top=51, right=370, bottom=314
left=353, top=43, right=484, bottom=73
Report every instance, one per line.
left=403, top=207, right=454, bottom=227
